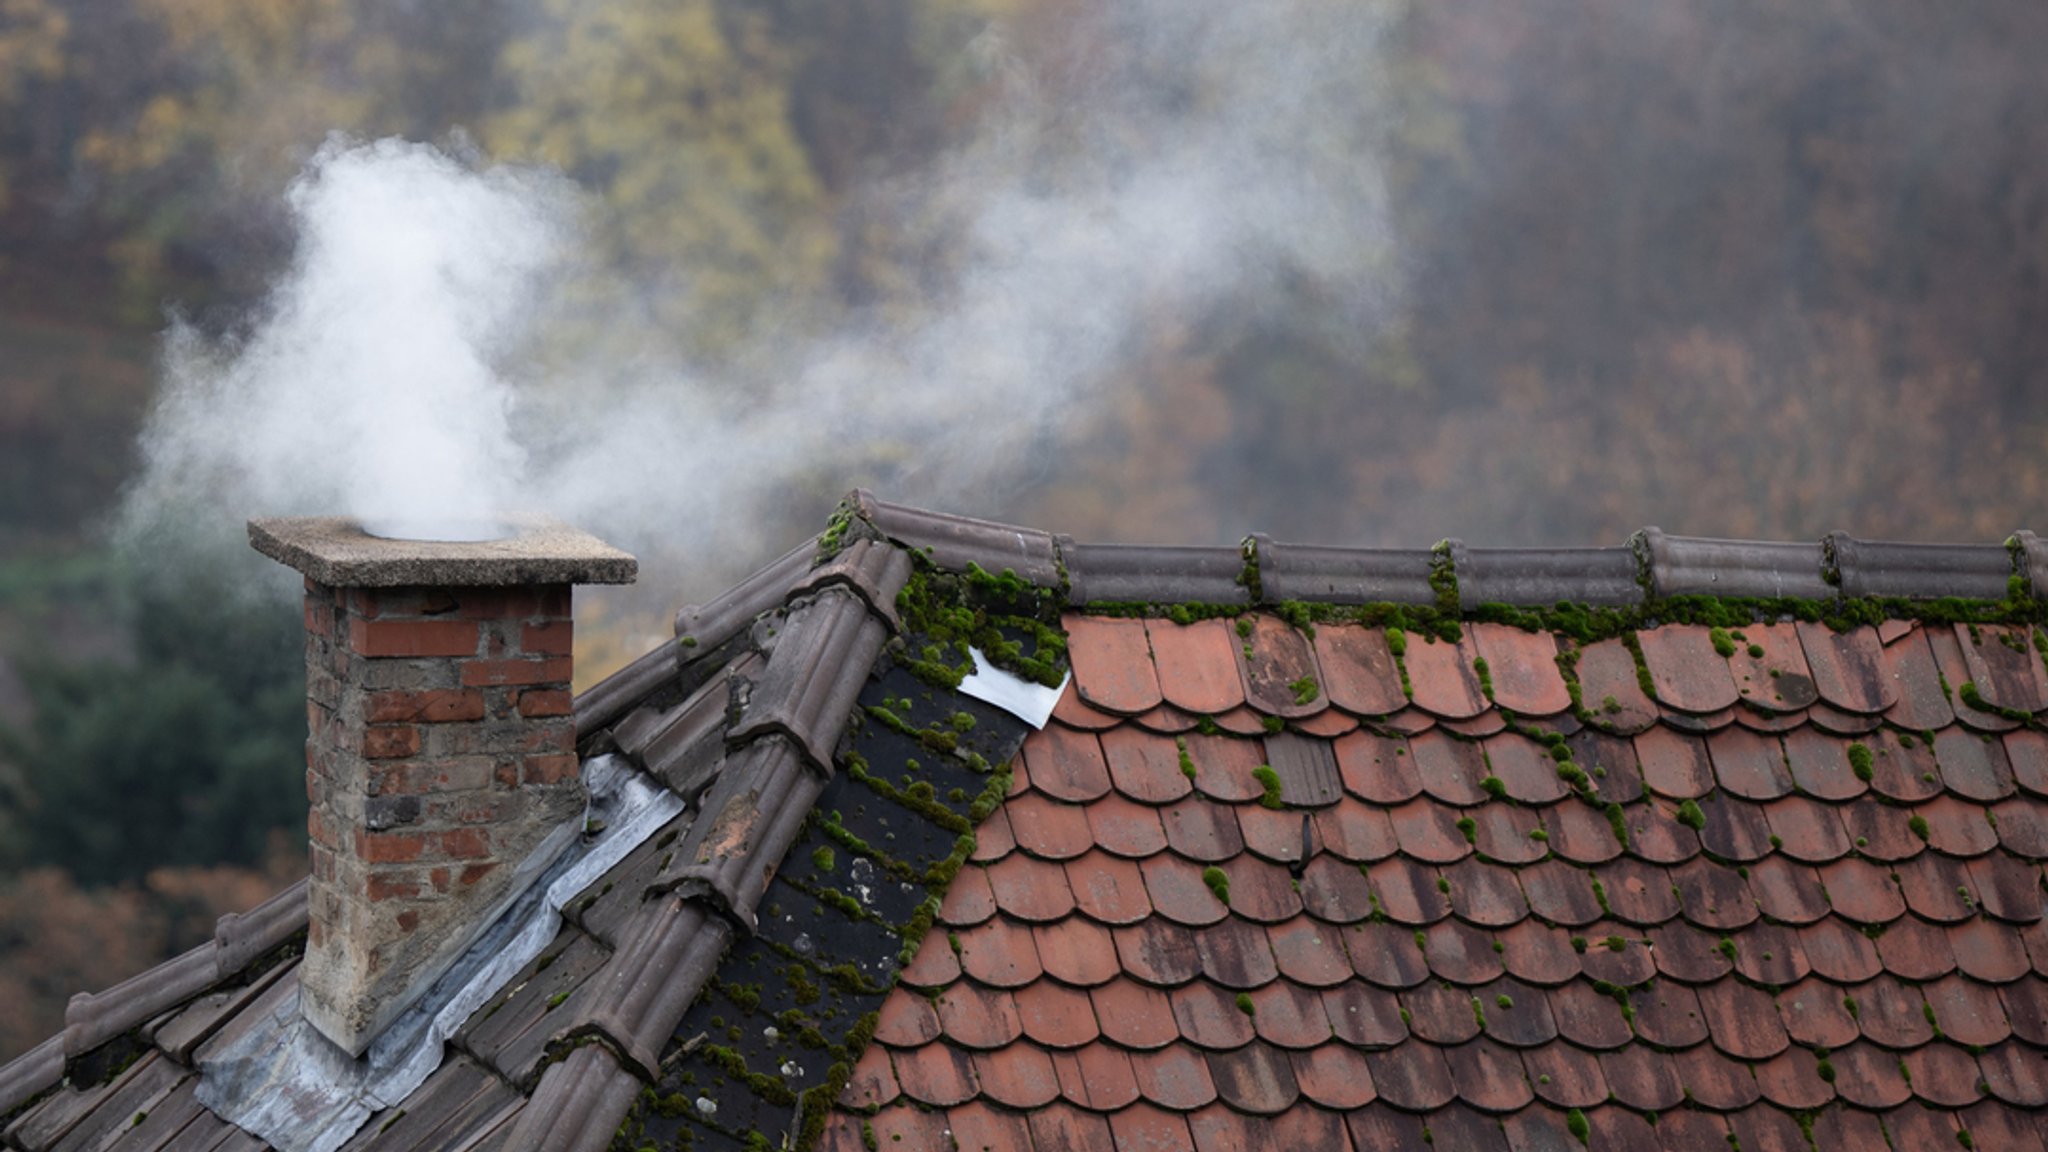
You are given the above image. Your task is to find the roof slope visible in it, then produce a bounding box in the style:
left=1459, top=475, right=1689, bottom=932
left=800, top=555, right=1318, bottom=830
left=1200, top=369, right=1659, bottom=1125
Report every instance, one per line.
left=4, top=494, right=2048, bottom=1152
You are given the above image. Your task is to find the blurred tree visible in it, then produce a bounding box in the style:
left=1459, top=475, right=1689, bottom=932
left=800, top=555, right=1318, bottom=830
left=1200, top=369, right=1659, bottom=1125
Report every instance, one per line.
left=0, top=0, right=67, bottom=230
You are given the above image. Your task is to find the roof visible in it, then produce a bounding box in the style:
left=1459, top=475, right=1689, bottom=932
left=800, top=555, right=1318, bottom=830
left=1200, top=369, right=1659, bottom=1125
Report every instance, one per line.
left=6, top=492, right=2048, bottom=1152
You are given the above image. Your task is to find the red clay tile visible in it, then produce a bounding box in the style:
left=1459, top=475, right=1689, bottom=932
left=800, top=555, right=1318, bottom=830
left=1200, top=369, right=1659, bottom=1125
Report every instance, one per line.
left=972, top=1041, right=1061, bottom=1108
left=1736, top=706, right=1809, bottom=734
left=1540, top=799, right=1622, bottom=860
left=1776, top=978, right=1859, bottom=1048
left=1652, top=1108, right=1732, bottom=1147
left=1922, top=974, right=2010, bottom=1048
left=865, top=1102, right=954, bottom=1149
left=1084, top=792, right=1169, bottom=860
left=1067, top=850, right=1153, bottom=926
left=1694, top=792, right=1775, bottom=861
left=1994, top=796, right=2048, bottom=863
left=1422, top=1102, right=1514, bottom=1151
left=1469, top=802, right=1549, bottom=866
left=1111, top=919, right=1201, bottom=988
left=1098, top=727, right=1196, bottom=805
left=1733, top=922, right=1810, bottom=986
left=1288, top=708, right=1357, bottom=738
left=900, top=925, right=963, bottom=989
left=1807, top=1103, right=1893, bottom=1149
left=1957, top=624, right=2048, bottom=714
left=1410, top=730, right=1493, bottom=806
left=1696, top=980, right=1789, bottom=1060
left=1206, top=1040, right=1303, bottom=1115
left=844, top=1039, right=902, bottom=1110
left=1903, top=1042, right=1983, bottom=1107
left=1500, top=1107, right=1580, bottom=1151
left=1265, top=917, right=1351, bottom=988
left=1180, top=732, right=1267, bottom=803
left=1401, top=632, right=1490, bottom=720
left=1874, top=915, right=1959, bottom=981
left=1596, top=858, right=1678, bottom=926
left=891, top=1040, right=980, bottom=1106
left=1236, top=804, right=1312, bottom=868
left=1669, top=857, right=1755, bottom=931
left=1896, top=851, right=1977, bottom=922
left=875, top=989, right=944, bottom=1048
left=1444, top=1038, right=1534, bottom=1113
left=1522, top=1042, right=1606, bottom=1108
left=1105, top=1101, right=1197, bottom=1152
left=1935, top=725, right=2018, bottom=803
left=1854, top=974, right=1935, bottom=1049
left=1800, top=918, right=1884, bottom=984
left=1241, top=981, right=1332, bottom=1050
left=944, top=1099, right=1032, bottom=1152
left=1961, top=1099, right=2048, bottom=1152
left=1470, top=623, right=1572, bottom=716
left=1969, top=853, right=2044, bottom=922
left=1574, top=637, right=1659, bottom=734
left=1050, top=688, right=1121, bottom=731
left=1388, top=799, right=1475, bottom=864
left=935, top=982, right=1024, bottom=1050
left=1598, top=1045, right=1685, bottom=1112
left=1297, top=854, right=1375, bottom=924
left=1024, top=1101, right=1113, bottom=1152
left=1621, top=800, right=1702, bottom=866
left=1362, top=1044, right=1457, bottom=1110
left=1145, top=618, right=1246, bottom=716
left=1006, top=750, right=1031, bottom=797
left=1577, top=924, right=1658, bottom=987
left=1837, top=796, right=1927, bottom=863
left=1138, top=855, right=1231, bottom=928
left=1930, top=627, right=2023, bottom=732
left=816, top=1109, right=866, bottom=1151
left=1808, top=702, right=1882, bottom=735
left=1318, top=980, right=1408, bottom=1047
left=1190, top=918, right=1280, bottom=990
left=1763, top=795, right=1853, bottom=864
left=2028, top=920, right=2048, bottom=976
left=954, top=916, right=1043, bottom=989
left=1818, top=858, right=1906, bottom=924
left=2008, top=729, right=2048, bottom=798
left=1478, top=977, right=1557, bottom=1048
left=1916, top=794, right=2001, bottom=856
left=1187, top=1098, right=1349, bottom=1152
left=971, top=805, right=1016, bottom=863
left=1003, top=792, right=1095, bottom=862
left=1023, top=724, right=1114, bottom=803
left=1977, top=1041, right=2048, bottom=1107
left=1090, top=978, right=1179, bottom=1049
left=1312, top=796, right=1399, bottom=863
left=1747, top=856, right=1830, bottom=924
left=1484, top=732, right=1572, bottom=804
left=1206, top=706, right=1270, bottom=736
left=1728, top=1102, right=1820, bottom=1152
left=1496, top=920, right=1581, bottom=987
left=1031, top=918, right=1119, bottom=988
left=1422, top=918, right=1509, bottom=985
left=1290, top=1043, right=1375, bottom=1109
left=1947, top=915, right=2033, bottom=983
left=1401, top=981, right=1485, bottom=1044
left=1629, top=979, right=1708, bottom=1048
left=1876, top=627, right=1957, bottom=732
left=1878, top=619, right=1916, bottom=644
left=1437, top=711, right=1508, bottom=738
left=1340, top=920, right=1432, bottom=989
left=1705, top=726, right=1794, bottom=800
left=1779, top=727, right=1867, bottom=800
left=1214, top=856, right=1303, bottom=925
left=1312, top=624, right=1407, bottom=716
left=1517, top=860, right=1606, bottom=927
left=1569, top=729, right=1645, bottom=804
left=1157, top=797, right=1244, bottom=864
left=940, top=865, right=999, bottom=927
left=1333, top=729, right=1420, bottom=804
left=1672, top=1043, right=1761, bottom=1110
left=2007, top=976, right=2048, bottom=1044
left=1066, top=616, right=1163, bottom=715
left=1659, top=703, right=1738, bottom=733
left=984, top=852, right=1076, bottom=923
left=1011, top=980, right=1099, bottom=1050
left=1049, top=1043, right=1139, bottom=1111
left=1797, top=622, right=1892, bottom=714
left=1638, top=626, right=1740, bottom=714
left=1236, top=615, right=1325, bottom=720
left=1169, top=980, right=1258, bottom=1049
left=1725, top=622, right=1819, bottom=712
left=1444, top=859, right=1531, bottom=928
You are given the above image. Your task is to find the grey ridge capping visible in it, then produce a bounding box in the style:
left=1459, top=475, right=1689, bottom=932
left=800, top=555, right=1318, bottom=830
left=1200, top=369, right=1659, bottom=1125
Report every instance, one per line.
left=1456, top=544, right=1645, bottom=609
left=248, top=516, right=637, bottom=587
left=2018, top=531, right=2048, bottom=598
left=1059, top=539, right=1250, bottom=605
left=1255, top=535, right=1438, bottom=605
left=1634, top=527, right=1833, bottom=600
left=672, top=535, right=818, bottom=647
left=853, top=489, right=1062, bottom=586
left=1826, top=533, right=2016, bottom=601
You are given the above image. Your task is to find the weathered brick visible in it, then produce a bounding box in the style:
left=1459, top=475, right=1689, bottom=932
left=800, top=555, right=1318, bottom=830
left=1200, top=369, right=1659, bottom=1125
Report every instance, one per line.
left=366, top=688, right=486, bottom=725
left=355, top=829, right=428, bottom=864
left=522, top=754, right=581, bottom=786
left=521, top=620, right=574, bottom=656
left=364, top=794, right=422, bottom=830
left=457, top=862, right=499, bottom=888
left=350, top=618, right=480, bottom=659
left=460, top=656, right=572, bottom=687
left=425, top=794, right=516, bottom=826
left=435, top=827, right=492, bottom=860
left=517, top=689, right=574, bottom=718
left=522, top=722, right=575, bottom=755
left=305, top=600, right=332, bottom=638
left=362, top=725, right=421, bottom=760
left=368, top=757, right=494, bottom=797
left=456, top=585, right=571, bottom=620
left=366, top=872, right=421, bottom=903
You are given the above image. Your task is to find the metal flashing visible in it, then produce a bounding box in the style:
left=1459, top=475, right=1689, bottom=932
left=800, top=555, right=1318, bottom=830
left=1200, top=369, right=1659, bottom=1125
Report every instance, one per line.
left=957, top=646, right=1066, bottom=728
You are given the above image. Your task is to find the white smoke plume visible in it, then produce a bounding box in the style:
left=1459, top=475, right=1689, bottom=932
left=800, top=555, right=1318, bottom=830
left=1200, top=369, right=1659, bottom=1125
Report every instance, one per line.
left=121, top=2, right=1402, bottom=603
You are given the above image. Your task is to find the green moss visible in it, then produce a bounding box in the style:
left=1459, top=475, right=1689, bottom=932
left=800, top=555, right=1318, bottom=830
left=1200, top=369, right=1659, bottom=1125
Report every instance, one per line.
left=1203, top=866, right=1231, bottom=905
left=1604, top=802, right=1629, bottom=849
left=1496, top=994, right=1514, bottom=1010
left=1529, top=828, right=1549, bottom=842
left=1570, top=936, right=1588, bottom=954
left=1848, top=742, right=1874, bottom=782
left=1716, top=937, right=1738, bottom=963
left=1676, top=799, right=1706, bottom=831
left=1385, top=626, right=1408, bottom=657
left=811, top=846, right=836, bottom=873
left=1709, top=627, right=1737, bottom=658
left=1817, top=1058, right=1836, bottom=1083
left=1620, top=632, right=1658, bottom=699
left=1235, top=992, right=1256, bottom=1016
left=1472, top=656, right=1493, bottom=700
left=1909, top=814, right=1931, bottom=842
left=1567, top=1108, right=1590, bottom=1145
left=1260, top=714, right=1285, bottom=734
left=1176, top=736, right=1197, bottom=780
left=1960, top=680, right=2034, bottom=722
left=1479, top=775, right=1506, bottom=799
left=1455, top=817, right=1477, bottom=845
left=1253, top=765, right=1285, bottom=810
left=1289, top=676, right=1320, bottom=705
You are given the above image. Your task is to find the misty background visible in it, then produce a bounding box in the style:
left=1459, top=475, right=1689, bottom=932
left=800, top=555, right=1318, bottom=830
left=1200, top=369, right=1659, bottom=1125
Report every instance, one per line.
left=0, top=0, right=2044, bottom=1056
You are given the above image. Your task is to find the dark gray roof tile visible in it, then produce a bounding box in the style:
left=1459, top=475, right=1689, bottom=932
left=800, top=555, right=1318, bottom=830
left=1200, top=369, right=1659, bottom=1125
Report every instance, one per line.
left=0, top=1036, right=61, bottom=1128
left=855, top=490, right=1061, bottom=588
left=152, top=957, right=296, bottom=1063
left=1637, top=528, right=1831, bottom=599
left=1256, top=538, right=1435, bottom=605
left=64, top=943, right=218, bottom=1062
left=573, top=640, right=679, bottom=743
left=671, top=536, right=818, bottom=652
left=456, top=932, right=611, bottom=1086
left=9, top=1049, right=183, bottom=1152
left=1828, top=534, right=2015, bottom=600
left=789, top=538, right=912, bottom=631
left=728, top=589, right=892, bottom=774
left=579, top=898, right=733, bottom=1081
left=340, top=1055, right=521, bottom=1152
left=1060, top=541, right=1248, bottom=606
left=1458, top=546, right=1644, bottom=608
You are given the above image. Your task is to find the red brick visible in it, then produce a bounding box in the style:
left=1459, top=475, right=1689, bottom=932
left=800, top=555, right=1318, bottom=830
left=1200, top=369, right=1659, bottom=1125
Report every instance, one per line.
left=395, top=910, right=419, bottom=934
left=363, top=725, right=421, bottom=760
left=310, top=845, right=335, bottom=884
left=518, top=689, right=574, bottom=718
left=366, top=873, right=422, bottom=902
left=522, top=723, right=574, bottom=755
left=356, top=829, right=428, bottom=863
left=436, top=828, right=491, bottom=860
left=309, top=809, right=343, bottom=851
left=370, top=757, right=494, bottom=796
left=456, top=585, right=572, bottom=620
left=522, top=754, right=580, bottom=786
left=521, top=620, right=574, bottom=656
left=367, top=689, right=486, bottom=725
left=349, top=617, right=480, bottom=658
left=429, top=867, right=451, bottom=893
left=461, top=656, right=571, bottom=687
left=304, top=600, right=332, bottom=638
left=458, top=862, right=499, bottom=887
left=427, top=794, right=515, bottom=825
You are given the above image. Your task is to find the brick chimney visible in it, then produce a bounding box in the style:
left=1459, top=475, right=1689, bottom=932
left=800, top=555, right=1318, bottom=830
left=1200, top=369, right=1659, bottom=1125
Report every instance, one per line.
left=249, top=517, right=635, bottom=1056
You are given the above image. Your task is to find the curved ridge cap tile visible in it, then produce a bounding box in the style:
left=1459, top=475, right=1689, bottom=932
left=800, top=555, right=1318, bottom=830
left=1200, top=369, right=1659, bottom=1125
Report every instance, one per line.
left=0, top=1034, right=63, bottom=1117
left=788, top=537, right=914, bottom=631
left=1255, top=538, right=1435, bottom=605
left=2019, top=530, right=2048, bottom=598
left=664, top=742, right=822, bottom=918
left=727, top=589, right=890, bottom=773
left=503, top=1042, right=645, bottom=1152
left=1458, top=545, right=1644, bottom=609
left=63, top=940, right=218, bottom=1059
left=575, top=637, right=682, bottom=739
left=1638, top=529, right=1831, bottom=599
left=580, top=897, right=732, bottom=1080
left=672, top=534, right=817, bottom=650
left=857, top=494, right=1060, bottom=587
left=1829, top=534, right=2017, bottom=601
left=1061, top=541, right=1248, bottom=606
left=215, top=877, right=310, bottom=974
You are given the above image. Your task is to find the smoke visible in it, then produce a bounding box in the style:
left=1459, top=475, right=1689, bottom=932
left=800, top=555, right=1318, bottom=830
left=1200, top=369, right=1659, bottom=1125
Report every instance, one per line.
left=119, top=2, right=1402, bottom=597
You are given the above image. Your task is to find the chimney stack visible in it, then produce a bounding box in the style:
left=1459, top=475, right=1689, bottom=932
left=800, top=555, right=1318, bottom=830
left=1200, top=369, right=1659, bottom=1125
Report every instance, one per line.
left=249, top=517, right=635, bottom=1056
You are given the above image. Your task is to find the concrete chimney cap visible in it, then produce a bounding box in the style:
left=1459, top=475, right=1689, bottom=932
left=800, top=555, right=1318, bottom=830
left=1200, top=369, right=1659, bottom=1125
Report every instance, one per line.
left=248, top=516, right=637, bottom=587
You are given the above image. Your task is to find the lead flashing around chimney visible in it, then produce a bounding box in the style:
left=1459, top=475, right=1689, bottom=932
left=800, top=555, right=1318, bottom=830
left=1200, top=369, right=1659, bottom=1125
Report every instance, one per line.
left=249, top=516, right=637, bottom=588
